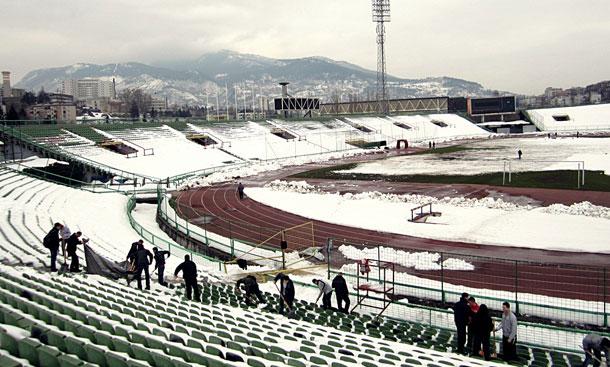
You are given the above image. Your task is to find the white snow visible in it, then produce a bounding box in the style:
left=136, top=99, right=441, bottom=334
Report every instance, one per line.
left=339, top=137, right=610, bottom=176
left=246, top=183, right=610, bottom=253
left=528, top=103, right=610, bottom=131
left=338, top=244, right=475, bottom=271
left=62, top=135, right=238, bottom=179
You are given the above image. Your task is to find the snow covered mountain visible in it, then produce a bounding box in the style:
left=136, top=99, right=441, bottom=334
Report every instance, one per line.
left=16, top=50, right=496, bottom=105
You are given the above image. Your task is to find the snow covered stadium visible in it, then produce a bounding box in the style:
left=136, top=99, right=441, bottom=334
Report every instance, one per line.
left=1, top=106, right=610, bottom=367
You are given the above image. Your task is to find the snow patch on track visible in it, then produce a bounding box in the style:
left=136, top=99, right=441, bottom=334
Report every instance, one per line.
left=338, top=244, right=475, bottom=271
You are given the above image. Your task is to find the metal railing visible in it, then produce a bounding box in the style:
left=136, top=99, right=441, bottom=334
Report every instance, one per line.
left=326, top=240, right=610, bottom=329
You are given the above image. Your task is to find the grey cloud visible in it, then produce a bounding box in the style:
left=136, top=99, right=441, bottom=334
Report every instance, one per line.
left=1, top=0, right=608, bottom=94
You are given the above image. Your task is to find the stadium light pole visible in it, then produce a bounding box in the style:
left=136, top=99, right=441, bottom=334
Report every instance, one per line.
left=215, top=87, right=220, bottom=121
left=204, top=89, right=209, bottom=121
left=225, top=83, right=229, bottom=121
left=234, top=85, right=239, bottom=120
left=372, top=0, right=390, bottom=114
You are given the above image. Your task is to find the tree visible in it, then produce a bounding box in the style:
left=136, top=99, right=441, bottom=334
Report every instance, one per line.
left=130, top=101, right=140, bottom=119
left=6, top=105, right=19, bottom=120
left=37, top=88, right=50, bottom=104
left=21, top=91, right=37, bottom=105
left=120, top=88, right=152, bottom=115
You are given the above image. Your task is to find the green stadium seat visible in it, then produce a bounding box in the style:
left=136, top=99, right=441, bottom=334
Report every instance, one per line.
left=104, top=351, right=130, bottom=367
left=57, top=353, right=86, bottom=367
left=37, top=344, right=63, bottom=367
left=17, top=337, right=42, bottom=365
left=84, top=343, right=108, bottom=367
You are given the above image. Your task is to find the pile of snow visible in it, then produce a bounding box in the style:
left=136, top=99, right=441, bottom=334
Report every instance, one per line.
left=264, top=180, right=319, bottom=194
left=266, top=181, right=529, bottom=211
left=541, top=201, right=610, bottom=219
left=339, top=244, right=475, bottom=271
left=246, top=186, right=610, bottom=253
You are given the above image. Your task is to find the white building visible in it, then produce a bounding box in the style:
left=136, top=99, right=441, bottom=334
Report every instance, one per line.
left=151, top=97, right=168, bottom=112
left=61, top=79, right=115, bottom=100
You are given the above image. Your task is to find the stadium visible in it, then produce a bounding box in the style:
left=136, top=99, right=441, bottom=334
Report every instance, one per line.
left=0, top=97, right=610, bottom=367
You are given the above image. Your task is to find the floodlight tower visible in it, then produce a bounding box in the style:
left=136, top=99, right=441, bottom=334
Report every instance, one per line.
left=372, top=0, right=390, bottom=114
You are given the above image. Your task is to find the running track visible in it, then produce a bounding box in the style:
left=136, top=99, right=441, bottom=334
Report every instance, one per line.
left=177, top=183, right=610, bottom=303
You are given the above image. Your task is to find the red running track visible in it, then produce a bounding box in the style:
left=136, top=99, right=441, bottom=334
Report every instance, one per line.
left=176, top=184, right=610, bottom=303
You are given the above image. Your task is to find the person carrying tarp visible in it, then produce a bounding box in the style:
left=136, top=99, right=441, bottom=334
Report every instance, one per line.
left=174, top=255, right=200, bottom=301
left=274, top=273, right=295, bottom=315
left=66, top=231, right=84, bottom=272
left=313, top=278, right=333, bottom=310
left=133, top=243, right=153, bottom=290
left=126, top=240, right=142, bottom=271
left=582, top=334, right=610, bottom=367
left=235, top=275, right=265, bottom=306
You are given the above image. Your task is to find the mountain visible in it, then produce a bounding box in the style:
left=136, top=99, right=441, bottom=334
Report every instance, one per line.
left=16, top=50, right=497, bottom=105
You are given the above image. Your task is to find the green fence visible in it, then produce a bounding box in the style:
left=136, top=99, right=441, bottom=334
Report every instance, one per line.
left=154, top=184, right=609, bottom=354
left=126, top=194, right=223, bottom=272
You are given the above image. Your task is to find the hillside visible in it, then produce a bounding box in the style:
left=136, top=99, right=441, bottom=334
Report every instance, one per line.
left=16, top=50, right=494, bottom=105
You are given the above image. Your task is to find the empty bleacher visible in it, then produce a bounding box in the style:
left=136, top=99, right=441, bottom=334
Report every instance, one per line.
left=0, top=166, right=589, bottom=367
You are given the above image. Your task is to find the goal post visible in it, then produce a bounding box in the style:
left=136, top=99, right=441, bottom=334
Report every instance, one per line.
left=502, top=159, right=585, bottom=189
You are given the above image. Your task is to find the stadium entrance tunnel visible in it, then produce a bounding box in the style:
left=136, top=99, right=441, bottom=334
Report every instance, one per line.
left=187, top=134, right=218, bottom=147
left=271, top=128, right=297, bottom=140
left=396, top=139, right=409, bottom=149
left=23, top=161, right=88, bottom=186
left=99, top=139, right=138, bottom=157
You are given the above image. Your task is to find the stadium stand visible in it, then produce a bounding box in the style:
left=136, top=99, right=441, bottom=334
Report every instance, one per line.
left=527, top=103, right=610, bottom=132
left=0, top=165, right=589, bottom=367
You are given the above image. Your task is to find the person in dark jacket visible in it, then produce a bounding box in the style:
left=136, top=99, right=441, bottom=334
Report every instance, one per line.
left=235, top=275, right=265, bottom=305
left=466, top=296, right=480, bottom=354
left=471, top=304, right=494, bottom=361
left=332, top=273, right=350, bottom=314
left=174, top=255, right=200, bottom=301
left=66, top=231, right=83, bottom=272
left=43, top=223, right=63, bottom=272
left=274, top=273, right=295, bottom=315
left=133, top=243, right=153, bottom=290
left=126, top=240, right=142, bottom=269
left=152, top=247, right=170, bottom=286
left=237, top=182, right=245, bottom=200
left=582, top=333, right=610, bottom=367
left=453, top=292, right=470, bottom=354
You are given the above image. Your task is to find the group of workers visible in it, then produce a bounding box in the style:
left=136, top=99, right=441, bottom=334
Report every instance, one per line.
left=44, top=222, right=88, bottom=273
left=44, top=226, right=610, bottom=366
left=234, top=272, right=351, bottom=316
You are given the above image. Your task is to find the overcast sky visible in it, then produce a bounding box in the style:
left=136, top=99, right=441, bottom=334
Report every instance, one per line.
left=1, top=0, right=609, bottom=94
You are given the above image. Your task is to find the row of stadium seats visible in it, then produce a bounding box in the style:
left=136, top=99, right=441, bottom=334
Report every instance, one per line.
left=0, top=267, right=508, bottom=367
left=196, top=282, right=583, bottom=367
left=0, top=167, right=586, bottom=367
left=0, top=262, right=585, bottom=367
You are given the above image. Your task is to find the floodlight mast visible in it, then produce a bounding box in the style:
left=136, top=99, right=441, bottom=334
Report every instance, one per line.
left=372, top=0, right=390, bottom=114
